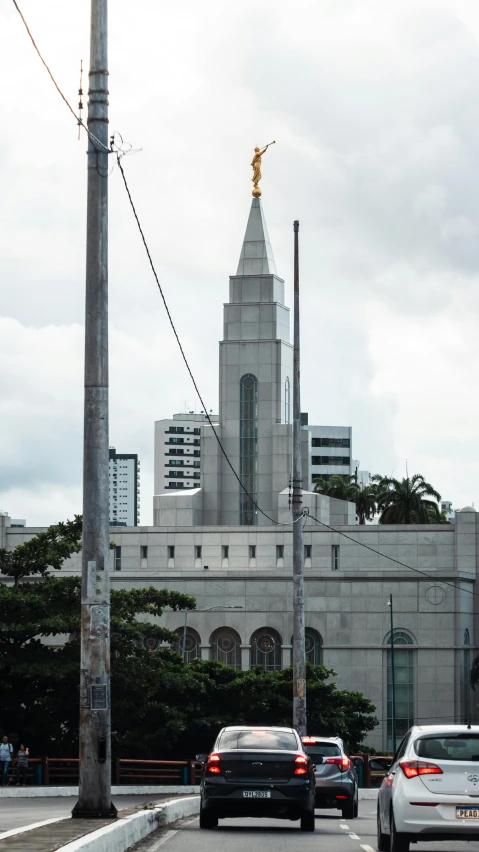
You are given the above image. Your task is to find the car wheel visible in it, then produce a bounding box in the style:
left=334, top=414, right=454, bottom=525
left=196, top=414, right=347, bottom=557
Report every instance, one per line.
left=300, top=810, right=315, bottom=832
left=199, top=808, right=218, bottom=829
left=353, top=790, right=359, bottom=818
left=376, top=805, right=388, bottom=852
left=390, top=809, right=409, bottom=852
left=341, top=799, right=355, bottom=819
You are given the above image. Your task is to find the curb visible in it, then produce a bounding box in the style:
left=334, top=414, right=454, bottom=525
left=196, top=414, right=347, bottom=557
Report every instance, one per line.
left=57, top=796, right=200, bottom=852
left=0, top=785, right=200, bottom=798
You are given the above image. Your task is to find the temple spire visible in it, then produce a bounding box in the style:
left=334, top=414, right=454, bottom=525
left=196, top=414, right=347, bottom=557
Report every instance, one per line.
left=236, top=198, right=277, bottom=276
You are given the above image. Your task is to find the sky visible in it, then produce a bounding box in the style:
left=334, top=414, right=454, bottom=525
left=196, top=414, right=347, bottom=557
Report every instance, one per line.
left=1, top=0, right=479, bottom=525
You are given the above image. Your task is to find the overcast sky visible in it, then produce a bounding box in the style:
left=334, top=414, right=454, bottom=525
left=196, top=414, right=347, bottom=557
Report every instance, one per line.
left=1, top=0, right=479, bottom=525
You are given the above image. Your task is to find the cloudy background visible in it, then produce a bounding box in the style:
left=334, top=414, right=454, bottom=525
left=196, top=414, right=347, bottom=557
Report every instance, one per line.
left=1, top=0, right=478, bottom=525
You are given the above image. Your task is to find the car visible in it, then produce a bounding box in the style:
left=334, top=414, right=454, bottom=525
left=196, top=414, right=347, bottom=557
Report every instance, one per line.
left=377, top=724, right=479, bottom=851
left=199, top=725, right=316, bottom=830
left=301, top=735, right=359, bottom=818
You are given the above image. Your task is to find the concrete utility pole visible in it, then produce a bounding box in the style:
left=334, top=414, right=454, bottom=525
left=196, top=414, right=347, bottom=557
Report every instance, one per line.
left=292, top=220, right=307, bottom=736
left=72, top=0, right=116, bottom=819
left=388, top=594, right=397, bottom=753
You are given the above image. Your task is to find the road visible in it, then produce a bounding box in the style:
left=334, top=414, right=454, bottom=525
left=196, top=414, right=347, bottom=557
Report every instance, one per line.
left=132, top=803, right=479, bottom=852
left=0, top=795, right=169, bottom=833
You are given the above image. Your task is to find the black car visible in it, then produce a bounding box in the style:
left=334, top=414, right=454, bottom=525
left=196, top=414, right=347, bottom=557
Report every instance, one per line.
left=199, top=725, right=316, bottom=831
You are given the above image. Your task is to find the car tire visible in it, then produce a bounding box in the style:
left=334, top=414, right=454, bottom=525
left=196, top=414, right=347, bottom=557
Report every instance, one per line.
left=199, top=808, right=218, bottom=829
left=376, top=805, right=388, bottom=852
left=341, top=800, right=355, bottom=819
left=300, top=810, right=315, bottom=832
left=390, top=809, right=409, bottom=852
left=353, top=790, right=359, bottom=818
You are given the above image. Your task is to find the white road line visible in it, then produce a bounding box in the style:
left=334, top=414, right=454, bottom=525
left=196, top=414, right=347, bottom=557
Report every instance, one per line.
left=349, top=833, right=360, bottom=840
left=360, top=846, right=376, bottom=852
left=0, top=817, right=63, bottom=841
left=143, top=816, right=198, bottom=851
left=340, top=823, right=350, bottom=829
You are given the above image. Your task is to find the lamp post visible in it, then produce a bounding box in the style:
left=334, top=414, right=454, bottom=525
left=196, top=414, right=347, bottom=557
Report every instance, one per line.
left=388, top=594, right=397, bottom=752
left=182, top=605, right=243, bottom=662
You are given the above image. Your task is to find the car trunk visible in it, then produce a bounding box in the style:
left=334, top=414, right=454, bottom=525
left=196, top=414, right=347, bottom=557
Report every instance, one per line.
left=220, top=750, right=298, bottom=783
left=416, top=734, right=479, bottom=795
left=302, top=746, right=342, bottom=781
left=420, top=762, right=479, bottom=796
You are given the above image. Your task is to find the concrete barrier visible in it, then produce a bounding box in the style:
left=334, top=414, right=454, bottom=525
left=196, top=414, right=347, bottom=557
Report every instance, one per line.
left=57, top=796, right=200, bottom=852
left=0, top=785, right=200, bottom=798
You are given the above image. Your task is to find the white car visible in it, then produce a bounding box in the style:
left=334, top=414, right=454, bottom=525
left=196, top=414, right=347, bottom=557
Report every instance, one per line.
left=377, top=725, right=479, bottom=852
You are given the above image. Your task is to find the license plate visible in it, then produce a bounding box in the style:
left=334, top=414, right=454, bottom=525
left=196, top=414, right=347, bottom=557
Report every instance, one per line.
left=456, top=808, right=479, bottom=819
left=243, top=791, right=271, bottom=799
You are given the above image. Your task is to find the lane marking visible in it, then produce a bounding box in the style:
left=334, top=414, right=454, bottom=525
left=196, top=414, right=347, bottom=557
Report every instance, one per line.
left=143, top=815, right=198, bottom=851
left=340, top=823, right=349, bottom=829
left=360, top=846, right=376, bottom=852
left=0, top=817, right=63, bottom=841
left=349, top=833, right=360, bottom=840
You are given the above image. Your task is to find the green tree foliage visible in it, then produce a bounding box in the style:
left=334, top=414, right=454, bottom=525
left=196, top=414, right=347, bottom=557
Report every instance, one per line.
left=314, top=473, right=446, bottom=525
left=0, top=516, right=83, bottom=584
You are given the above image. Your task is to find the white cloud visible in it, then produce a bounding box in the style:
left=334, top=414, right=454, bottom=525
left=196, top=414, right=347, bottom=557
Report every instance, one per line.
left=1, top=0, right=479, bottom=522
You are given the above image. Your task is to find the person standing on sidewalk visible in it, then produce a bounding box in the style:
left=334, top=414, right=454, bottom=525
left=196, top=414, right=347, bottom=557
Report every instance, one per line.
left=0, top=736, right=13, bottom=786
left=15, top=745, right=28, bottom=786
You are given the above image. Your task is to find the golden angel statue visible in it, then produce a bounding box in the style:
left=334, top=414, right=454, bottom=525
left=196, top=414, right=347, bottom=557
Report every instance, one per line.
left=251, top=141, right=275, bottom=197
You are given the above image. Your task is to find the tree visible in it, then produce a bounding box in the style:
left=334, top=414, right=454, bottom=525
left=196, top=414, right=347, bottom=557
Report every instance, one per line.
left=313, top=476, right=377, bottom=524
left=0, top=516, right=83, bottom=585
left=374, top=474, right=442, bottom=524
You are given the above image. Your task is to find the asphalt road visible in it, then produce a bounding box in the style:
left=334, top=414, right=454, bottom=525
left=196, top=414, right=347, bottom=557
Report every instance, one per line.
left=133, top=803, right=479, bottom=852
left=0, top=795, right=167, bottom=832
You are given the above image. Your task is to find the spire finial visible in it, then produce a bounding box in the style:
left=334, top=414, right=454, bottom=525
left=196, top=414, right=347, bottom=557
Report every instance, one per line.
left=251, top=141, right=275, bottom=197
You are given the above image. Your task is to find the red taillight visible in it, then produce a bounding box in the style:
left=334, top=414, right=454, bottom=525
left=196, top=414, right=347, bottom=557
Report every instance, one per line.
left=206, top=753, right=221, bottom=774
left=399, top=760, right=443, bottom=779
left=294, top=754, right=309, bottom=775
left=325, top=757, right=350, bottom=772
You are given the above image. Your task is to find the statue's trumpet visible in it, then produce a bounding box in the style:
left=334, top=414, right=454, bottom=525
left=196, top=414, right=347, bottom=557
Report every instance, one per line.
left=261, top=140, right=276, bottom=150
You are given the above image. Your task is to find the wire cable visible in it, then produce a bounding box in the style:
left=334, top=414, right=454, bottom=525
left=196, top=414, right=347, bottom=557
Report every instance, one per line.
left=304, top=509, right=479, bottom=601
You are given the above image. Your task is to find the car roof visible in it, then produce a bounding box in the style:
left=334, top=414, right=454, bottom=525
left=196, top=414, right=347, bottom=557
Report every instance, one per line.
left=221, top=726, right=297, bottom=733
left=412, top=725, right=479, bottom=734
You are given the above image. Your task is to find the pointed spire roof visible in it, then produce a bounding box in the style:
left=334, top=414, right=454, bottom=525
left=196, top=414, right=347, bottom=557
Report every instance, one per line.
left=236, top=198, right=277, bottom=276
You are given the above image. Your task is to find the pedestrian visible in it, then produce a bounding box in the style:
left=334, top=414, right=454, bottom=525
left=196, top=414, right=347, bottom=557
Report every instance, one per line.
left=0, top=736, right=13, bottom=786
left=15, top=745, right=28, bottom=786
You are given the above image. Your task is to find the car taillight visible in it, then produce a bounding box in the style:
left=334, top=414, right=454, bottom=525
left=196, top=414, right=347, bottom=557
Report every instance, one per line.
left=206, top=753, right=221, bottom=774
left=294, top=754, right=309, bottom=775
left=325, top=757, right=350, bottom=772
left=399, top=760, right=443, bottom=779
left=302, top=737, right=316, bottom=743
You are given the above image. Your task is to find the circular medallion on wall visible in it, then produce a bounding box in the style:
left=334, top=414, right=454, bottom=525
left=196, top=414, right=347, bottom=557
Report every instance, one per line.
left=425, top=584, right=446, bottom=605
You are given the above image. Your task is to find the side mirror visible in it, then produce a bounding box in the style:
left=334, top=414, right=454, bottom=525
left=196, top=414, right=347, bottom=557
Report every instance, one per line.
left=196, top=754, right=207, bottom=764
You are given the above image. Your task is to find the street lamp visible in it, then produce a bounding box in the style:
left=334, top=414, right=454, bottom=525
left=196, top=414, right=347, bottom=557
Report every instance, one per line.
left=182, top=605, right=243, bottom=662
left=387, top=594, right=397, bottom=752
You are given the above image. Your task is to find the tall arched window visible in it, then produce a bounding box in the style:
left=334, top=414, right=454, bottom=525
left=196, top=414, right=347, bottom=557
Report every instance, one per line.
left=284, top=376, right=291, bottom=424
left=463, top=629, right=471, bottom=724
left=173, top=627, right=201, bottom=662
left=210, top=627, right=242, bottom=668
left=240, top=374, right=258, bottom=525
left=250, top=628, right=282, bottom=670
left=387, top=631, right=414, bottom=751
left=291, top=628, right=322, bottom=665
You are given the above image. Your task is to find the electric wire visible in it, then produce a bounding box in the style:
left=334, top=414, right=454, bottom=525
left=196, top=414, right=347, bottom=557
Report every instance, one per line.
left=304, top=509, right=479, bottom=601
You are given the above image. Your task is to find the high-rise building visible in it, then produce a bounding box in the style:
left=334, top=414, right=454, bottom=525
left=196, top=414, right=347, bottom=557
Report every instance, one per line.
left=154, top=413, right=219, bottom=493
left=109, top=448, right=140, bottom=526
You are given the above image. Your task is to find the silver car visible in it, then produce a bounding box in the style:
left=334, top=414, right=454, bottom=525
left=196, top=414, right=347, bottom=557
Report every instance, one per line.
left=301, top=736, right=358, bottom=818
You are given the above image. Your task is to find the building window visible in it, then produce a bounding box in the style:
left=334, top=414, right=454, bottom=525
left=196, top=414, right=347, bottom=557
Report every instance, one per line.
left=284, top=376, right=291, bottom=424
left=291, top=628, right=322, bottom=665
left=311, top=456, right=351, bottom=466
left=210, top=627, right=241, bottom=669
left=387, top=631, right=414, bottom=751
left=240, top=374, right=258, bottom=525
left=168, top=545, right=175, bottom=560
left=331, top=544, right=339, bottom=570
left=195, top=545, right=202, bottom=559
left=249, top=545, right=256, bottom=559
left=173, top=627, right=200, bottom=662
left=304, top=545, right=311, bottom=559
left=115, top=546, right=121, bottom=571
left=276, top=544, right=284, bottom=560
left=194, top=428, right=200, bottom=434
left=312, top=437, right=350, bottom=448
left=140, top=545, right=148, bottom=560
left=222, top=545, right=229, bottom=559
left=250, top=628, right=282, bottom=671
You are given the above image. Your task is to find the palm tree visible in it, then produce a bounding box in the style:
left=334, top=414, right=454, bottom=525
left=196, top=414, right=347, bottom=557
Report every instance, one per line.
left=313, top=475, right=378, bottom=524
left=375, top=474, right=442, bottom=524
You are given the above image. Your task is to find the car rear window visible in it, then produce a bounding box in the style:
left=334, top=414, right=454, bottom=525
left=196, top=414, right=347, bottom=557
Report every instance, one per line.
left=302, top=743, right=341, bottom=759
left=218, top=730, right=298, bottom=750
left=415, top=735, right=479, bottom=761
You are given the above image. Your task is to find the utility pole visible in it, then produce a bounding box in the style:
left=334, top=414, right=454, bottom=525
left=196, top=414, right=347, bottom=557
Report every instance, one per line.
left=72, top=0, right=116, bottom=819
left=388, top=594, right=397, bottom=753
left=292, top=220, right=306, bottom=736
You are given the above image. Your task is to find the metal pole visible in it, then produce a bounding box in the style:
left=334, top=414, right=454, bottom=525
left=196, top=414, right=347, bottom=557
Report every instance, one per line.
left=73, top=0, right=116, bottom=819
left=389, top=594, right=397, bottom=753
left=182, top=610, right=188, bottom=662
left=292, top=220, right=306, bottom=736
